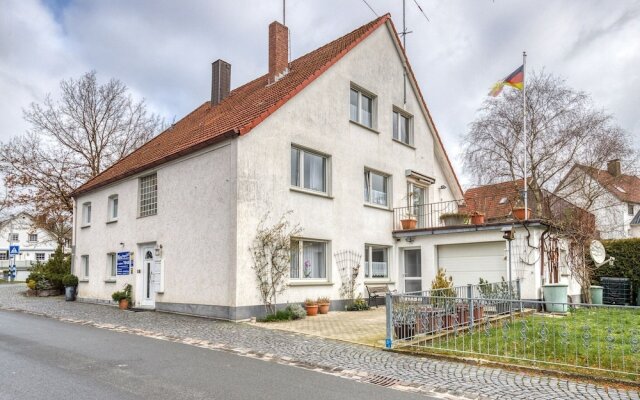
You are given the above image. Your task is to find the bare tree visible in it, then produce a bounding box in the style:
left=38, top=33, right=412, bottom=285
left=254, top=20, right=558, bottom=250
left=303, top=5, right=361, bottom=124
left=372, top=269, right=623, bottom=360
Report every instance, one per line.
left=0, top=71, right=161, bottom=244
left=250, top=212, right=302, bottom=315
left=463, top=70, right=637, bottom=212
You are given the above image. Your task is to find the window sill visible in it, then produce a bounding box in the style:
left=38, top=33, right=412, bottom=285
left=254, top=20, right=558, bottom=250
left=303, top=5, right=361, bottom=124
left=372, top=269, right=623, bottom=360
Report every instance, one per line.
left=349, top=120, right=379, bottom=134
left=79, top=279, right=89, bottom=283
left=364, top=203, right=392, bottom=212
left=364, top=279, right=394, bottom=284
left=137, top=213, right=158, bottom=219
left=288, top=280, right=334, bottom=287
left=80, top=225, right=91, bottom=229
left=104, top=279, right=117, bottom=283
left=289, top=187, right=333, bottom=199
left=106, top=219, right=118, bottom=225
left=392, top=138, right=415, bottom=149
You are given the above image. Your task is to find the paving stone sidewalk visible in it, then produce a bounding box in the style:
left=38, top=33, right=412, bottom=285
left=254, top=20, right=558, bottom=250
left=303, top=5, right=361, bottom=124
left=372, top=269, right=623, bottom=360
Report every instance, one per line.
left=1, top=284, right=637, bottom=400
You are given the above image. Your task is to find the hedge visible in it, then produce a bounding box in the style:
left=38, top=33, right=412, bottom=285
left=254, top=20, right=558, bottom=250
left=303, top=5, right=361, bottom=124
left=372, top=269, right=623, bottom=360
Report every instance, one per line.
left=592, top=238, right=640, bottom=300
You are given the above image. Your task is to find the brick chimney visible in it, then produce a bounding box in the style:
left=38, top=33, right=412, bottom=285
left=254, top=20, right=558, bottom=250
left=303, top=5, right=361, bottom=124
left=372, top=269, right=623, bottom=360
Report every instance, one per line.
left=607, top=159, right=621, bottom=177
left=268, top=21, right=289, bottom=84
left=211, top=59, right=231, bottom=106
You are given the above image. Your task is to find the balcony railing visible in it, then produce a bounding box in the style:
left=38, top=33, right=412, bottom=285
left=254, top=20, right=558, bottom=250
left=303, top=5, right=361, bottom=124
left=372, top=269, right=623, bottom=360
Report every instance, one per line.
left=393, top=191, right=594, bottom=232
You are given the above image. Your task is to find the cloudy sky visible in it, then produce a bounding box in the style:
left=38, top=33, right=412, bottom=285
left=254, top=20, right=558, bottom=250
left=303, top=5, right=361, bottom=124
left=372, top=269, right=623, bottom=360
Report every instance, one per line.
left=1, top=0, right=639, bottom=186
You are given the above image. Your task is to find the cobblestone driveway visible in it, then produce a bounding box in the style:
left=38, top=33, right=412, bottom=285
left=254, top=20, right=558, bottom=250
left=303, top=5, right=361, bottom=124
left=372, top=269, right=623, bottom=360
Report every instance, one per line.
left=1, top=284, right=637, bottom=400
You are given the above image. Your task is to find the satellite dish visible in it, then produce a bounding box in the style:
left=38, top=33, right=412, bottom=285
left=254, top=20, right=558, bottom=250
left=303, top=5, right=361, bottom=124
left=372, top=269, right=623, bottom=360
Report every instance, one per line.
left=590, top=240, right=606, bottom=265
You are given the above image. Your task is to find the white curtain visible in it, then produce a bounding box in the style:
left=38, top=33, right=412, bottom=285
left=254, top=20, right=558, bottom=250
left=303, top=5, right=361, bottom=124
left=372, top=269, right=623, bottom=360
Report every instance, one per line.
left=302, top=241, right=325, bottom=278
left=304, top=152, right=325, bottom=192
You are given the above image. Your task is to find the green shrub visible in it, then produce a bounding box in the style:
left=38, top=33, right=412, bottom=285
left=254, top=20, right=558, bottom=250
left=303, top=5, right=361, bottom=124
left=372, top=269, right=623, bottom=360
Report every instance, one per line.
left=285, top=304, right=306, bottom=320
left=26, top=247, right=71, bottom=290
left=111, top=284, right=132, bottom=302
left=346, top=294, right=369, bottom=311
left=592, top=238, right=640, bottom=300
left=62, top=274, right=79, bottom=287
left=261, top=309, right=294, bottom=322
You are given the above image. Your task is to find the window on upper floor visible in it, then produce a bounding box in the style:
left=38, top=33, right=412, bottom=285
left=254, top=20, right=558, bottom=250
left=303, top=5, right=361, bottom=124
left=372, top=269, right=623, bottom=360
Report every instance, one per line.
left=35, top=253, right=45, bottom=261
left=291, top=146, right=329, bottom=194
left=108, top=195, right=119, bottom=222
left=82, top=202, right=92, bottom=226
left=290, top=239, right=328, bottom=280
left=393, top=109, right=413, bottom=146
left=350, top=86, right=376, bottom=129
left=28, top=233, right=38, bottom=242
left=139, top=174, right=158, bottom=217
left=629, top=203, right=635, bottom=216
left=364, top=169, right=390, bottom=208
left=364, top=245, right=389, bottom=279
left=9, top=233, right=19, bottom=242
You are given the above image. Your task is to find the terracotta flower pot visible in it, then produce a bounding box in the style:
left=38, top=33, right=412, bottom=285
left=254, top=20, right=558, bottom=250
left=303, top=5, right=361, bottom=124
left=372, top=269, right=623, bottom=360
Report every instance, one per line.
left=118, top=299, right=129, bottom=310
left=318, top=303, right=330, bottom=314
left=400, top=218, right=417, bottom=230
left=512, top=207, right=531, bottom=220
left=471, top=213, right=485, bottom=224
left=305, top=304, right=318, bottom=316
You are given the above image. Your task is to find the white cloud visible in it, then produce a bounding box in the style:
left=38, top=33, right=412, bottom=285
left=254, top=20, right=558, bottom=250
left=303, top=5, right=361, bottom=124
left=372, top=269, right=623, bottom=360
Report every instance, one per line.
left=1, top=0, right=638, bottom=185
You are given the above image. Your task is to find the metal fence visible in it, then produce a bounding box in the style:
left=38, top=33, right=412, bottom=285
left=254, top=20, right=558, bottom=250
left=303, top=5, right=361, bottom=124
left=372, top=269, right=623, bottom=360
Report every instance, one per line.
left=386, top=292, right=640, bottom=379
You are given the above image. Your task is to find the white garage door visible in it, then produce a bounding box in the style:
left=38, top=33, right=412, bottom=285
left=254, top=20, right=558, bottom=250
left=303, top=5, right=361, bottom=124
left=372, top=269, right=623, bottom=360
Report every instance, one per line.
left=437, top=242, right=506, bottom=286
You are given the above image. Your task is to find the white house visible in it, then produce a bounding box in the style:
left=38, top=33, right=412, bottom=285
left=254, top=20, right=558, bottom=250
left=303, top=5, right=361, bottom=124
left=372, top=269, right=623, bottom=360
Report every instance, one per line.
left=72, top=15, right=586, bottom=320
left=0, top=213, right=59, bottom=281
left=556, top=160, right=640, bottom=239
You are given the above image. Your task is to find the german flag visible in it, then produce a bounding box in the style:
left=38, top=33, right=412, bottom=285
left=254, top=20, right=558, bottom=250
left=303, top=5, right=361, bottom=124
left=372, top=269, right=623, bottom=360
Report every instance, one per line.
left=489, top=65, right=524, bottom=97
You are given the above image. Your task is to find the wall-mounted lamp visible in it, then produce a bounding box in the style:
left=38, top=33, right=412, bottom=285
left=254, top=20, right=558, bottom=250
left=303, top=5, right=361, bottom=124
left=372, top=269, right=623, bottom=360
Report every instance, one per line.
left=155, top=244, right=163, bottom=257
left=439, top=185, right=447, bottom=190
left=119, top=242, right=125, bottom=248
left=405, top=236, right=414, bottom=243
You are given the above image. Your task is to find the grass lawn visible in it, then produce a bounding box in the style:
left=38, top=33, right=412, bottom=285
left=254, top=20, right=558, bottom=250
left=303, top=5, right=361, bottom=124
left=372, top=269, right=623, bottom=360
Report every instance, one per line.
left=413, top=306, right=640, bottom=381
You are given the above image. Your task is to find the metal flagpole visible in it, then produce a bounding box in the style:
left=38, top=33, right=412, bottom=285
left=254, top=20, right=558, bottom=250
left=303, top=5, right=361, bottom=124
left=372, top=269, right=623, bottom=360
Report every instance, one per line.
left=522, top=51, right=527, bottom=216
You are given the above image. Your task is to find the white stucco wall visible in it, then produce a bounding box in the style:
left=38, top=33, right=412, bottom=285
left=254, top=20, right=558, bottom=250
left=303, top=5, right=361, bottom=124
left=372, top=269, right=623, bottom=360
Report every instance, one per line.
left=73, top=141, right=237, bottom=308
left=232, top=24, right=460, bottom=308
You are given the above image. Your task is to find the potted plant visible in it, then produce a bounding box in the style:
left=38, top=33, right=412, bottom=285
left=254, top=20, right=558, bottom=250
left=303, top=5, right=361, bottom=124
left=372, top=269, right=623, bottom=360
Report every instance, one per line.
left=439, top=212, right=469, bottom=226
left=317, top=296, right=330, bottom=314
left=62, top=274, right=79, bottom=301
left=400, top=208, right=417, bottom=230
left=112, top=284, right=132, bottom=310
left=470, top=211, right=485, bottom=225
left=304, top=298, right=318, bottom=316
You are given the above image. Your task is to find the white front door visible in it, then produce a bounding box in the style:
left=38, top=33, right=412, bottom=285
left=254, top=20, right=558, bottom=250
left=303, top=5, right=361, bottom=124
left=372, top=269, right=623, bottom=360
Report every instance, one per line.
left=403, top=248, right=422, bottom=293
left=140, top=246, right=156, bottom=307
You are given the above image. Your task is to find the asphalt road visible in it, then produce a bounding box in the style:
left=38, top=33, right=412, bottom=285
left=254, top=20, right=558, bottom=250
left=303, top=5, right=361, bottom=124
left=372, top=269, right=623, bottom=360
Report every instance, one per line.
left=0, top=311, right=436, bottom=400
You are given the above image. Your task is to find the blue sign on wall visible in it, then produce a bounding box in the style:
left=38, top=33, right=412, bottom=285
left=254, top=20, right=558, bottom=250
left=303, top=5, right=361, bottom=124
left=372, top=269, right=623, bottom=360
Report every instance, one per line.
left=117, top=252, right=131, bottom=275
left=9, top=245, right=19, bottom=256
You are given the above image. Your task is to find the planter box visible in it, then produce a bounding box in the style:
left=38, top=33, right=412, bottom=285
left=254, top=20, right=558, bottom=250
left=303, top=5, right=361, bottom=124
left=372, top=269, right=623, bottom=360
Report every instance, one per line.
left=440, top=215, right=467, bottom=226
left=470, top=214, right=485, bottom=224
left=400, top=218, right=417, bottom=230
left=512, top=207, right=531, bottom=220
left=589, top=286, right=603, bottom=305
left=543, top=283, right=568, bottom=313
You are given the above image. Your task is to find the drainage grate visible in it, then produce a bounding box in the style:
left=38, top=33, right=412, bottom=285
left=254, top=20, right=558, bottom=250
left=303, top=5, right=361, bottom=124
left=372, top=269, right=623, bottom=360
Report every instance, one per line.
left=361, top=374, right=401, bottom=388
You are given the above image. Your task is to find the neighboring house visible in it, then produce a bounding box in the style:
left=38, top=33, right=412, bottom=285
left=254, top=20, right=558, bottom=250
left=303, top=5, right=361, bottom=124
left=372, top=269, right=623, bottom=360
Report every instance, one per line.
left=71, top=15, right=464, bottom=319
left=556, top=159, right=640, bottom=239
left=393, top=179, right=592, bottom=302
left=0, top=213, right=59, bottom=281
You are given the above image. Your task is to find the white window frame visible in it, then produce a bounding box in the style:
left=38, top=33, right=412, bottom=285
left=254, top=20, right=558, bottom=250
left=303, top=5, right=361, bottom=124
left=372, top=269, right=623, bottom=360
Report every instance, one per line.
left=364, top=245, right=390, bottom=279
left=108, top=194, right=119, bottom=222
left=82, top=202, right=92, bottom=226
left=350, top=85, right=377, bottom=129
left=289, top=238, right=329, bottom=281
left=628, top=203, right=635, bottom=216
left=28, top=233, right=38, bottom=242
left=107, top=252, right=117, bottom=279
left=35, top=253, right=46, bottom=262
left=81, top=255, right=90, bottom=280
left=9, top=233, right=19, bottom=242
left=393, top=108, right=414, bottom=146
left=139, top=173, right=158, bottom=217
left=0, top=252, right=7, bottom=260
left=364, top=168, right=391, bottom=208
left=290, top=145, right=331, bottom=195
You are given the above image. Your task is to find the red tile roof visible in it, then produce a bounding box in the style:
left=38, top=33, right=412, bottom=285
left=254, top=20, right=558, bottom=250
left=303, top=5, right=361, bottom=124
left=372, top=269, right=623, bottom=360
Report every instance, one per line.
left=73, top=14, right=461, bottom=197
left=463, top=179, right=527, bottom=220
left=574, top=165, right=640, bottom=204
